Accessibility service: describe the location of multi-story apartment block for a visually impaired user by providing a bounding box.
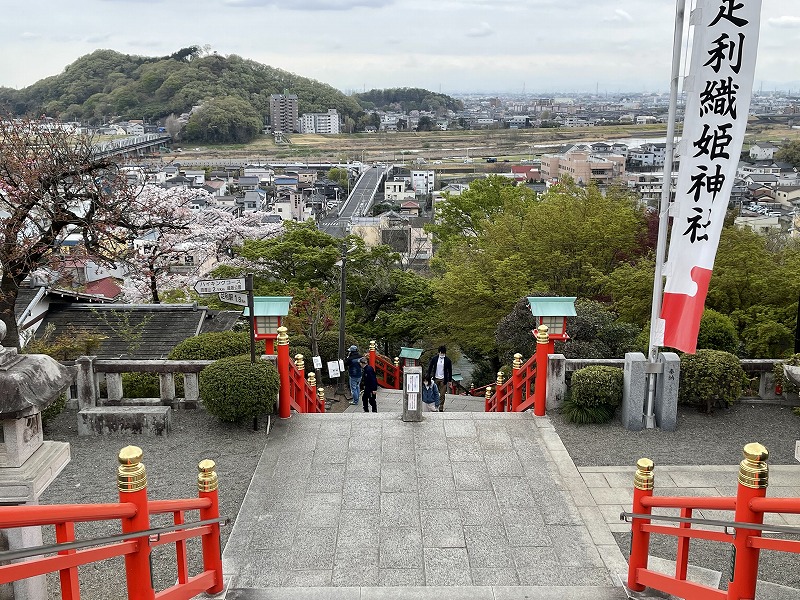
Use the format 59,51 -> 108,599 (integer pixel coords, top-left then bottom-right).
269,93 -> 299,134
299,109 -> 341,134
540,144 -> 626,185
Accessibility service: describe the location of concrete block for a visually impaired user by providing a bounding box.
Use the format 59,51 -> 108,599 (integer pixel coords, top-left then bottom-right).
159,372 -> 175,404
77,406 -> 171,436
655,352 -> 680,431
106,372 -> 123,402
402,366 -> 422,422
75,355 -> 97,410
0,414 -> 43,468
621,352 -> 646,431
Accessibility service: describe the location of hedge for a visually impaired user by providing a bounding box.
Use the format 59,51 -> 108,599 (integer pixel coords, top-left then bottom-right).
199,354 -> 280,424
562,365 -> 623,424
679,349 -> 744,414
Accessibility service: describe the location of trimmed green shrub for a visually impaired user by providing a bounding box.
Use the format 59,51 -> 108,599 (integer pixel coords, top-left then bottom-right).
200,354 -> 280,424
168,331 -> 265,361
122,372 -> 160,398
563,366 -> 623,424
289,346 -> 313,363
679,350 -> 744,414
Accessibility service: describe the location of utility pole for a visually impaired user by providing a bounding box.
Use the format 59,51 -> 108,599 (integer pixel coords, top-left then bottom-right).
337,242 -> 347,398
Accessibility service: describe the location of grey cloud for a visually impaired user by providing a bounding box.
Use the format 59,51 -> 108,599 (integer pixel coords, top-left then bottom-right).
603,9 -> 634,23
466,22 -> 494,38
224,0 -> 393,9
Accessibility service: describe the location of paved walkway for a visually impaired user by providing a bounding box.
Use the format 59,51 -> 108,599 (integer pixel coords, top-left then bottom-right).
221,410 -> 628,597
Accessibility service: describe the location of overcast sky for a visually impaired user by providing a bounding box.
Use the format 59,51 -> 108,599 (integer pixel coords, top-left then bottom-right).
1,0 -> 797,95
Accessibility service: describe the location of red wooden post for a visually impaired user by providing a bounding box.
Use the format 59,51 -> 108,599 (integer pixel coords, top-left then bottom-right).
198,459 -> 224,594
308,372 -> 317,413
369,340 -> 377,368
728,443 -> 769,600
627,457 -> 654,592
295,354 -> 306,413
55,521 -> 80,600
394,357 -> 401,390
117,446 -> 155,600
276,326 -> 291,419
533,326 -> 553,416
484,386 -> 493,412
173,511 -> 189,584
511,353 -> 523,411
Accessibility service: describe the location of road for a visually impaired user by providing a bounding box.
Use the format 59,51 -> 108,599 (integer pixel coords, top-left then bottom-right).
319,164 -> 387,236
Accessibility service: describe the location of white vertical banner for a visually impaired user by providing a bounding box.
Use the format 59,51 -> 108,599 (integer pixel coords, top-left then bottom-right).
658,0 -> 761,353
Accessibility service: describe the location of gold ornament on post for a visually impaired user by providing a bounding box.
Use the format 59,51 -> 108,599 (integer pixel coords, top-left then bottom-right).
118,446 -> 147,493
369,340 -> 376,352
308,372 -> 316,387
738,443 -> 769,489
295,354 -> 305,370
276,326 -> 289,346
496,371 -> 504,387
633,458 -> 655,491
513,353 -> 523,370
536,325 -> 550,345
198,459 -> 218,493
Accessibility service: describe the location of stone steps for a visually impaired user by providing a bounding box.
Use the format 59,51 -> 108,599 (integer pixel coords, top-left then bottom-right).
223,585 -> 630,599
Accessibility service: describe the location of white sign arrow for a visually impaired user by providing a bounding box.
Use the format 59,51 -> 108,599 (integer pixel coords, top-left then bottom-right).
194,278 -> 246,294
218,291 -> 248,307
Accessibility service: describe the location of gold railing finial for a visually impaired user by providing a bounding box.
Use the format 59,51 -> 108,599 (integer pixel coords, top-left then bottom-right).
276,326 -> 289,345
739,442 -> 769,489
633,458 -> 654,491
118,446 -> 147,493
198,459 -> 218,493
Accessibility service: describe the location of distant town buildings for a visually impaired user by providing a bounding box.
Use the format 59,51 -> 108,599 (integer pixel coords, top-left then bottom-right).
300,109 -> 341,134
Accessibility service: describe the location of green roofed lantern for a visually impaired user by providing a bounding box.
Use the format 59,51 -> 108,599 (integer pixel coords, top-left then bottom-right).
398,347 -> 423,367
243,296 -> 292,354
527,297 -> 576,341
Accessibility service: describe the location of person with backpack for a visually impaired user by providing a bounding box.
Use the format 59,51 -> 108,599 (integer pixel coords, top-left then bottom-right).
344,345 -> 362,405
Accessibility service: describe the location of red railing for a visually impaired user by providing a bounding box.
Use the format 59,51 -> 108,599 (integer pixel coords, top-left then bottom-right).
0,447 -> 223,600
287,355 -> 325,413
485,353 -> 538,412
625,443 -> 800,600
370,348 -> 400,390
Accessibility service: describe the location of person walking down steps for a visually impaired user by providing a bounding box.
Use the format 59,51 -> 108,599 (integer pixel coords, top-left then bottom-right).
360,357 -> 378,413
421,376 -> 440,412
427,345 -> 452,412
345,345 -> 362,405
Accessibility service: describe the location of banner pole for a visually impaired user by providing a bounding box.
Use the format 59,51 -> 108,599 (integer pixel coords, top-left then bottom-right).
645,0 -> 687,429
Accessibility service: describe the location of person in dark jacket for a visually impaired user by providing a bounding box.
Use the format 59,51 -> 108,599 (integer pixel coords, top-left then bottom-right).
426,345 -> 453,412
344,345 -> 362,404
360,357 -> 378,412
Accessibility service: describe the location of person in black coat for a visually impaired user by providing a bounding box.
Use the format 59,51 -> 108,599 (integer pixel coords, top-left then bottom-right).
426,345 -> 452,412
360,357 -> 378,412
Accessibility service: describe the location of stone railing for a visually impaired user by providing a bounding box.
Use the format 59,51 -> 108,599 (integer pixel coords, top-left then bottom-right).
546,355 -> 795,410
74,356 -> 216,410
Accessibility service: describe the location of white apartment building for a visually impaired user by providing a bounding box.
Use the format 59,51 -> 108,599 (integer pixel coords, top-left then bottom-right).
299,109 -> 341,134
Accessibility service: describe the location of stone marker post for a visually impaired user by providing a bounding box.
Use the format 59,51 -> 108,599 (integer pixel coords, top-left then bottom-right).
402,366 -> 422,422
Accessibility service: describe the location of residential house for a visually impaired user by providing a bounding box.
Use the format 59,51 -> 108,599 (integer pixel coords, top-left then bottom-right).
299,109 -> 341,134
399,201 -> 420,217
163,175 -> 192,190
202,179 -> 228,197
272,191 -> 307,221
749,142 -> 779,161
274,176 -> 299,192
385,180 -> 415,203
349,211 -> 433,266
411,170 -> 435,195
241,190 -> 266,212
236,176 -> 260,191
776,185 -> 800,205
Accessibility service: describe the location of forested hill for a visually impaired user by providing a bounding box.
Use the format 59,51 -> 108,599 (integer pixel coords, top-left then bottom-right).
354,87 -> 463,113
0,47 -> 362,124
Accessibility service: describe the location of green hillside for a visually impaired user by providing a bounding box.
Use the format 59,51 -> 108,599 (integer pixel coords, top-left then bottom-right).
0,47 -> 362,126
354,87 -> 463,113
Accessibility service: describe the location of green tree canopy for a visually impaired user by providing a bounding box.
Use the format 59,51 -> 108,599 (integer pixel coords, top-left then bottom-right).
184,95 -> 262,143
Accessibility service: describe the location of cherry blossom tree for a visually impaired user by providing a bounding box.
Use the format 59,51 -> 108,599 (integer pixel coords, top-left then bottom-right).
0,118 -> 188,348
119,191 -> 282,303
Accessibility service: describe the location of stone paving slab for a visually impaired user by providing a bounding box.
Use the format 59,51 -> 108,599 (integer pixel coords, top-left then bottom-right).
225,585 -> 627,599
222,412 -> 626,594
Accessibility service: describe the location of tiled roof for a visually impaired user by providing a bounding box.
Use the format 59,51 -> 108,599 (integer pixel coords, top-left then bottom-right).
36,304 -> 211,359
83,277 -> 122,300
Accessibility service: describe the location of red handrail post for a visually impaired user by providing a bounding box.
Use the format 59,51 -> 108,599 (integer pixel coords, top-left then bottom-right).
484,386 -> 492,412
627,458 -> 654,592
533,326 -> 553,416
728,443 -> 769,600
369,340 -> 377,368
198,459 -> 224,594
394,357 -> 401,390
511,353 -> 523,411
295,354 -> 306,413
318,384 -> 326,413
117,446 -> 155,600
276,326 -> 291,419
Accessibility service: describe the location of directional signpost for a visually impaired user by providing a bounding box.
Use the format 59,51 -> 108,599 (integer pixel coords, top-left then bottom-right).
194,275 -> 256,363
217,291 -> 248,307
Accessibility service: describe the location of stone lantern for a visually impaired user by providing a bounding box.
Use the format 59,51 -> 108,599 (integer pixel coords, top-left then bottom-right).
0,322 -> 75,599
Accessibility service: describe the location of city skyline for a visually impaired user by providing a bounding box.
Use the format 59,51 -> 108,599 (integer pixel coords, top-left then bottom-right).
0,0 -> 797,96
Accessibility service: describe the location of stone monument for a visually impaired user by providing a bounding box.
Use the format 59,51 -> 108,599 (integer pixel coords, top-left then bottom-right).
780,366 -> 800,463
0,322 -> 75,600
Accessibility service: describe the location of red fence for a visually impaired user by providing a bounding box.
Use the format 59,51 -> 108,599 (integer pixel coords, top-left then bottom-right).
485,353 -> 538,412
0,446 -> 224,600
369,345 -> 400,390
276,328 -> 325,417
625,443 -> 800,600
